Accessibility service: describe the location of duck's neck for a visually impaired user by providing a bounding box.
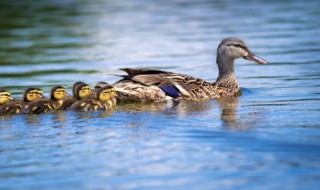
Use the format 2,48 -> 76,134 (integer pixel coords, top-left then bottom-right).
215,56 -> 239,91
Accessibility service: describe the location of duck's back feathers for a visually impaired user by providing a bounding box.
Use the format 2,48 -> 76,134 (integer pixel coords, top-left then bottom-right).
114,68 -> 220,101
114,79 -> 167,102
120,68 -> 169,75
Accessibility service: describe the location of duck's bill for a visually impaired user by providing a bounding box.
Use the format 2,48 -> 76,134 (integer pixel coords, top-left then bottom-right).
244,52 -> 269,64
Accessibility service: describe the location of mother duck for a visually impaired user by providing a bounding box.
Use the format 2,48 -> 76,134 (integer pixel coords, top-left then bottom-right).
114,37 -> 268,102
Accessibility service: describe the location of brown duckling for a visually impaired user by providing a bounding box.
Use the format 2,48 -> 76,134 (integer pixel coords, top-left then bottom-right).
59,82 -> 94,110
70,85 -> 117,112
0,88 -> 22,116
20,87 -> 44,109
94,81 -> 112,92
25,86 -> 70,114
4,87 -> 44,114
72,81 -> 86,97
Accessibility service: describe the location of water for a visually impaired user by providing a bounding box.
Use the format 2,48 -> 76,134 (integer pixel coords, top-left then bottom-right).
1,0 -> 320,189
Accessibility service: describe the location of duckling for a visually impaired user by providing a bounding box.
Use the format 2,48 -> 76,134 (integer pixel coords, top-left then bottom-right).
94,81 -> 112,92
0,88 -> 22,116
20,87 -> 44,108
96,85 -> 117,109
59,82 -> 93,110
73,81 -> 86,97
95,82 -> 118,105
60,83 -> 94,110
3,87 -> 44,114
25,86 -> 69,114
70,86 -> 117,111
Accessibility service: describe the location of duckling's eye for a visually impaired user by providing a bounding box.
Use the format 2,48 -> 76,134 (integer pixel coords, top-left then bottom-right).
31,90 -> 43,95
82,87 -> 91,91
1,93 -> 11,97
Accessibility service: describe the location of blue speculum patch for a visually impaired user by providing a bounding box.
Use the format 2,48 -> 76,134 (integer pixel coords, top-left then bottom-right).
159,85 -> 180,98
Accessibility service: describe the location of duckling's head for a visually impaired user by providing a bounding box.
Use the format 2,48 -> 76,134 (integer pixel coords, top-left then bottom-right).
96,86 -> 118,102
94,82 -> 113,92
72,81 -> 86,98
0,88 -> 13,104
217,37 -> 268,65
51,86 -> 69,100
75,83 -> 93,100
24,88 -> 44,102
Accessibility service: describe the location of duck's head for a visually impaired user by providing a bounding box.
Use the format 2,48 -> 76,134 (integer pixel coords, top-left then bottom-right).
96,86 -> 118,102
51,86 -> 69,100
75,83 -> 93,100
24,88 -> 44,102
0,88 -> 13,104
72,81 -> 86,98
217,37 -> 268,65
94,82 -> 113,92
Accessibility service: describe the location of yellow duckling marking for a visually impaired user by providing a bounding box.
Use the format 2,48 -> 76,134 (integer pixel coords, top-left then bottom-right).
0,92 -> 12,104
99,88 -> 117,102
78,86 -> 93,99
54,88 -> 67,100
26,90 -> 44,102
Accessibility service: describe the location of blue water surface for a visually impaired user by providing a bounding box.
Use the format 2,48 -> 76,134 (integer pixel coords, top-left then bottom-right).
1,0 -> 320,189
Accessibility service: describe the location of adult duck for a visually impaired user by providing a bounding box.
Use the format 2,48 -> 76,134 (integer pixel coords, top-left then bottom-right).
114,37 -> 268,102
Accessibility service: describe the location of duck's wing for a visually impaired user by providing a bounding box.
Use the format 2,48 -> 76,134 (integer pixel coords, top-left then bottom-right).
119,68 -> 169,75
115,68 -> 219,101
160,74 -> 219,100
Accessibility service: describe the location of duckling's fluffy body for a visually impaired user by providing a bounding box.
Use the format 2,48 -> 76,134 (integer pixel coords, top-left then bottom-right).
0,88 -> 22,116
71,86 -> 117,112
25,86 -> 69,114
0,87 -> 44,116
59,82 -> 93,110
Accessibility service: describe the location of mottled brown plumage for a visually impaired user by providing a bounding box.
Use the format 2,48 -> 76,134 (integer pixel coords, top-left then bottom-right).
70,86 -> 117,112
59,82 -> 93,110
114,38 -> 268,102
25,86 -> 69,114
0,88 -> 22,116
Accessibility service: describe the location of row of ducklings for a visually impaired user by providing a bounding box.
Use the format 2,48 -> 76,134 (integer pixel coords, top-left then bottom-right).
0,82 -> 117,116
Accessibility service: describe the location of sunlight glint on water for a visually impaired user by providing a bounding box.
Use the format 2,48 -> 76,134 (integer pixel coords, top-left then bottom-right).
1,0 -> 320,189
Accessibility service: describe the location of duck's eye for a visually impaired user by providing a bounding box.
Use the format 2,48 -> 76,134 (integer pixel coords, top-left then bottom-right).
227,43 -> 245,49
